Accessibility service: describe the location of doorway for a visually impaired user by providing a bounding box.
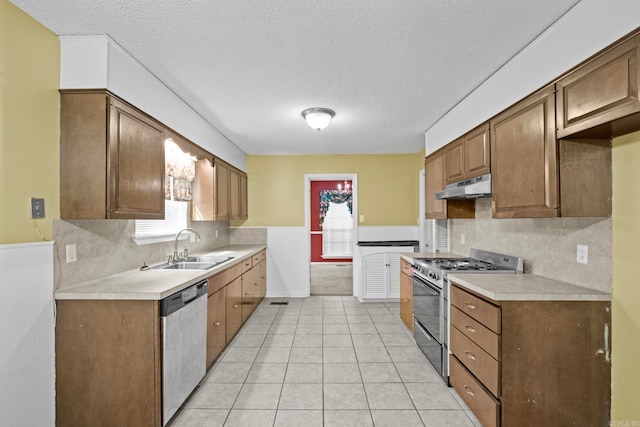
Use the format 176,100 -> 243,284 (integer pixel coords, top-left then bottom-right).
305,174 -> 357,296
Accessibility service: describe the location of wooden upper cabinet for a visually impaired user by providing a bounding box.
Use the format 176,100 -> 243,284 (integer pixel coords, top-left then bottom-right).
213,160 -> 230,220
108,98 -> 165,219
425,152 -> 474,219
192,157 -> 214,221
491,85 -> 558,218
239,173 -> 248,219
229,168 -> 241,219
444,139 -> 465,183
60,91 -> 165,219
464,123 -> 491,178
425,153 -> 447,219
445,123 -> 490,184
557,32 -> 640,139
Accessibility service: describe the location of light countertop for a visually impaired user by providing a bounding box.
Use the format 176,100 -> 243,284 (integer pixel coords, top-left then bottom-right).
55,245 -> 266,301
448,273 -> 611,302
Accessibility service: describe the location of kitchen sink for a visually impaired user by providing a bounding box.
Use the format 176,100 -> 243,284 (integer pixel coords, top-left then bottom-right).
153,256 -> 234,270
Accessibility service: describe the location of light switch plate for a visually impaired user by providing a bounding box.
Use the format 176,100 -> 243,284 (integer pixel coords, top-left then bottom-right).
359,215 -> 365,223
66,244 -> 77,263
577,244 -> 588,264
30,197 -> 45,219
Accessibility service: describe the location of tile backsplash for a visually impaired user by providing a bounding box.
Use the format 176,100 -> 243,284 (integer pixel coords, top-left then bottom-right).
449,198 -> 612,293
53,219 -> 230,291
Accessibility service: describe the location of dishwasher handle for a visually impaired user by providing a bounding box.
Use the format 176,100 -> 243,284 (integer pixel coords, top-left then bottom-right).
161,279 -> 208,317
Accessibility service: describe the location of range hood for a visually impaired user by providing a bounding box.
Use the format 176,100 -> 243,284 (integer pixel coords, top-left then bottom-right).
434,173 -> 491,200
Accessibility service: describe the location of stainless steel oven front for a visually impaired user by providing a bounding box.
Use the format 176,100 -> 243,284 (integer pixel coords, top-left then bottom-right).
412,272 -> 448,382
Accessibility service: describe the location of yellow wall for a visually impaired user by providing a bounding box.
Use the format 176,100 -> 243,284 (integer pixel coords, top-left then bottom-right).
234,152 -> 424,227
0,0 -> 60,244
611,131 -> 640,421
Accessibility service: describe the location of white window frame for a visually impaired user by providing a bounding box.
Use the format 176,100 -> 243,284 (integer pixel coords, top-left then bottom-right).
132,199 -> 189,245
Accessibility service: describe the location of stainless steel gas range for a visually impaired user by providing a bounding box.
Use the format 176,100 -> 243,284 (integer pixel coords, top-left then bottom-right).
411,248 -> 523,384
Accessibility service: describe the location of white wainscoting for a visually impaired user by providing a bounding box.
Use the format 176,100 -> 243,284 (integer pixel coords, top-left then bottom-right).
266,227 -> 310,298
0,241 -> 55,427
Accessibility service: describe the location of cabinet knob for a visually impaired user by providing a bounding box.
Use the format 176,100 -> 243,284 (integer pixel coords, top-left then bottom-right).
464,302 -> 476,310
464,351 -> 476,361
465,325 -> 476,333
403,299 -> 409,303
245,292 -> 250,296
233,304 -> 239,308
213,321 -> 220,326
464,386 -> 475,397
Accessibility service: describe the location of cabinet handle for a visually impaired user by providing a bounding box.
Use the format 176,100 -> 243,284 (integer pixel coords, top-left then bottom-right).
213,322 -> 220,326
464,386 -> 475,397
465,351 -> 476,361
233,304 -> 239,308
465,325 -> 476,333
403,299 -> 409,302
464,302 -> 476,310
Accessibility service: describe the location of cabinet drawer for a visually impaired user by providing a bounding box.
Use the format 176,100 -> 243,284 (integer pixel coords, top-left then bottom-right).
241,258 -> 253,273
451,285 -> 501,333
253,249 -> 267,264
450,356 -> 500,427
208,263 -> 242,295
451,326 -> 500,397
401,259 -> 412,276
451,305 -> 500,360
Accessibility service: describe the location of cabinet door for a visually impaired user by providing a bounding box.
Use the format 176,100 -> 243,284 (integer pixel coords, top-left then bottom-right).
445,138 -> 465,184
425,154 -> 447,219
491,85 -> 558,218
363,253 -> 388,299
225,277 -> 243,343
229,168 -> 241,219
386,253 -> 401,299
239,173 -> 248,219
557,33 -> 640,138
241,266 -> 259,322
206,288 -> 226,368
108,98 -> 165,219
192,158 -> 214,221
214,160 -> 230,220
259,259 -> 267,299
464,123 -> 491,178
400,270 -> 413,332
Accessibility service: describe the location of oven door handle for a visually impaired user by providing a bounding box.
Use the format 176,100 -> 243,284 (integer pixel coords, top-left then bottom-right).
413,276 -> 440,296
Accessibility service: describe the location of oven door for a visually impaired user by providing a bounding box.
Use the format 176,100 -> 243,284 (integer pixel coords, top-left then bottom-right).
414,316 -> 445,379
412,274 -> 442,344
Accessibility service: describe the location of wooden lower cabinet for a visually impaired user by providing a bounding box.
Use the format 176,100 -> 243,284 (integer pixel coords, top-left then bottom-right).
226,277 -> 243,343
399,259 -> 413,331
206,287 -> 226,368
449,282 -> 611,427
241,264 -> 261,322
55,300 -> 161,427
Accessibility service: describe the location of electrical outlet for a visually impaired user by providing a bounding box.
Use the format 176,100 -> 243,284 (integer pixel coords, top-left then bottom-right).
30,197 -> 45,219
461,234 -> 466,244
577,244 -> 588,264
66,244 -> 77,263
359,215 -> 365,223
215,230 -> 219,238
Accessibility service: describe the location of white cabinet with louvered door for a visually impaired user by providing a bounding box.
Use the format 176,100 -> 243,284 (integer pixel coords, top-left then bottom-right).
361,247 -> 406,300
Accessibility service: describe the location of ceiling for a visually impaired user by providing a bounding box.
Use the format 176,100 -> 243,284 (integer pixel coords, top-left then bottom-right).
12,0 -> 581,155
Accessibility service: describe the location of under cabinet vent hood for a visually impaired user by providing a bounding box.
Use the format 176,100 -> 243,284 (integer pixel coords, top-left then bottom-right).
435,173 -> 492,199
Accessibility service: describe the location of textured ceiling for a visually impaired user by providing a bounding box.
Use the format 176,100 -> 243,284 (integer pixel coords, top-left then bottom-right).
12,0 -> 581,155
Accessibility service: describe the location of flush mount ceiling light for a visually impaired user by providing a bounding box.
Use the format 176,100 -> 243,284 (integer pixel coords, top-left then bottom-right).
301,107 -> 335,130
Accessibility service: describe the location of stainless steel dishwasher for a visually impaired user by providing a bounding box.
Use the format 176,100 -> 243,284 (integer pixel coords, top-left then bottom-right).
161,279 -> 208,425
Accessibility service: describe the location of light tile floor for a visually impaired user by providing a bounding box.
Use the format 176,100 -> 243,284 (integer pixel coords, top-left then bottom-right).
170,296 -> 482,427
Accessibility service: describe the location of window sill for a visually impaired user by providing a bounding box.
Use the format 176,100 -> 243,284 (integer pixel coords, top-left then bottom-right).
132,234 -> 188,246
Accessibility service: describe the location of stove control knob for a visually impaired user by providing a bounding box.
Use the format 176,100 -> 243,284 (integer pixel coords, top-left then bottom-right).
435,274 -> 440,281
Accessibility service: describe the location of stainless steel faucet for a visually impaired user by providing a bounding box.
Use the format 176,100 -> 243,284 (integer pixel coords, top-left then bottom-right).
173,228 -> 201,261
